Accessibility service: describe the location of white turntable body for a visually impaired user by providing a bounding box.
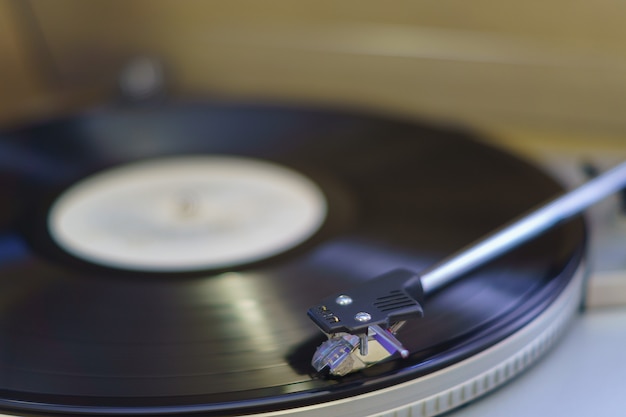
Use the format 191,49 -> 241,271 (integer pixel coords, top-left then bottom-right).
455,309 -> 626,416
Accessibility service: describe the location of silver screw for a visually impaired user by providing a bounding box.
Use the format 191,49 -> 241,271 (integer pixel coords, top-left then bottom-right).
335,295 -> 353,306
354,312 -> 372,322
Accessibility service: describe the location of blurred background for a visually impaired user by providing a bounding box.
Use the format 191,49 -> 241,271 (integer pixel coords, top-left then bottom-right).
2,0 -> 626,161
3,0 -> 626,294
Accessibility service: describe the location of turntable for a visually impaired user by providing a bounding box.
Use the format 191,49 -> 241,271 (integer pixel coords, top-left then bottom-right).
0,99 -> 625,417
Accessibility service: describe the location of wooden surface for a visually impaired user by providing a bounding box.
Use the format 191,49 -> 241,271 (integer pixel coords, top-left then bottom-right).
1,0 -> 626,152
0,0 -> 45,123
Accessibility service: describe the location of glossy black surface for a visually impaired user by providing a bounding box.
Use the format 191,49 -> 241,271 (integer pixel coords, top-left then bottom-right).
0,101 -> 585,415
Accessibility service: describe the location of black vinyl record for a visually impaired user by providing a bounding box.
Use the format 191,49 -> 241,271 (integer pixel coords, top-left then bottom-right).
0,101 -> 585,415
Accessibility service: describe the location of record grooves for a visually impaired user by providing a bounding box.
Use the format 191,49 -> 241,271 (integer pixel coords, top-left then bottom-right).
0,101 -> 585,416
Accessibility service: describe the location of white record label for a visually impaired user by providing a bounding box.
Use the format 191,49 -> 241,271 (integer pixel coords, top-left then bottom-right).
48,156 -> 327,271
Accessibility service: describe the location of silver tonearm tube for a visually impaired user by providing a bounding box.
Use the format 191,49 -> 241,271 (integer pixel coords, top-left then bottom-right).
420,161 -> 626,293
308,161 -> 626,376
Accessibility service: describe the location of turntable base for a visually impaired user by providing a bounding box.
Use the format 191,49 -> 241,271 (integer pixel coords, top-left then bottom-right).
454,307 -> 626,417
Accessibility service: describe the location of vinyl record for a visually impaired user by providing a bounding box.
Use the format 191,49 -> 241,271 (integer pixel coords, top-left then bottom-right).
0,101 -> 585,416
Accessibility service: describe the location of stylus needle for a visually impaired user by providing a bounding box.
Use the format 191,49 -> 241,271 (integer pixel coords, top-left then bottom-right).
308,161 -> 626,376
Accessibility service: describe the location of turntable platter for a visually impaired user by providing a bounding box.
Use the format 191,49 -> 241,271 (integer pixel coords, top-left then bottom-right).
0,101 -> 585,415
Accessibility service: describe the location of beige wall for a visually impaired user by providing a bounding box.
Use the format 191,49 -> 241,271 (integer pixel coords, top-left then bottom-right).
0,0 -> 44,124
0,0 -> 108,127
3,0 -> 626,151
